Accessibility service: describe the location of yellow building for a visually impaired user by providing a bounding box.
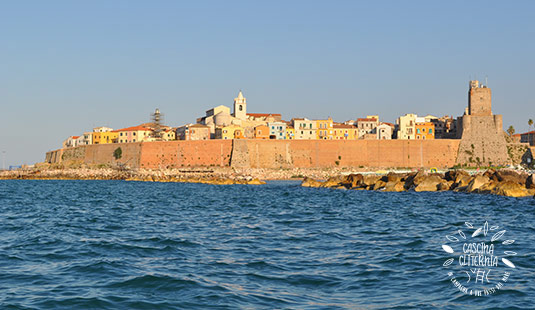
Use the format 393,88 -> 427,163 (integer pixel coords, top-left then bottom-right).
92,131 -> 119,144
215,125 -> 245,140
333,123 -> 358,140
316,118 -> 334,139
286,126 -> 295,140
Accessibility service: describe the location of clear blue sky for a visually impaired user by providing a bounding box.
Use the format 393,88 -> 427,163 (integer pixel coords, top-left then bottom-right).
1,1 -> 534,166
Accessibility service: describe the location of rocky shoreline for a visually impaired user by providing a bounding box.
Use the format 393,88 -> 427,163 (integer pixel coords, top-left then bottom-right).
0,167 -> 266,185
2,164 -> 535,198
302,169 -> 535,198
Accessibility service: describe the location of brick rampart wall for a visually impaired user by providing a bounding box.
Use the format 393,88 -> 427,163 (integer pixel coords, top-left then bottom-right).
45,139 -> 461,169
234,139 -> 460,169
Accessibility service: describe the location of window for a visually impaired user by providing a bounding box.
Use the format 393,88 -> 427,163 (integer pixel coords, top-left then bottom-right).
133,132 -> 136,136
120,133 -> 123,136
239,105 -> 242,111
133,139 -> 136,142
429,129 -> 433,134
417,129 -> 421,134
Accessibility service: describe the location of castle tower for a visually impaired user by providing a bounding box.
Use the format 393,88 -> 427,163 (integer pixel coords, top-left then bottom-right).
233,90 -> 247,120
468,80 -> 492,116
456,80 -> 510,166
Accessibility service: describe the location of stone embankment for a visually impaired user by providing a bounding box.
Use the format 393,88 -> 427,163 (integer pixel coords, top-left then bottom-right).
0,168 -> 265,185
302,169 -> 535,198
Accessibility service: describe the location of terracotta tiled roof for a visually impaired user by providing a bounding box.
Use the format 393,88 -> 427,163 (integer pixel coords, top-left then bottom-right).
72,136 -> 79,139
333,124 -> 355,129
187,123 -> 210,128
115,126 -> 152,132
247,113 -> 281,117
520,131 -> 535,135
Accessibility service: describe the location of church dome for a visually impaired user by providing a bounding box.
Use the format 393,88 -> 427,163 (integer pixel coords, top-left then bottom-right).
214,110 -> 231,126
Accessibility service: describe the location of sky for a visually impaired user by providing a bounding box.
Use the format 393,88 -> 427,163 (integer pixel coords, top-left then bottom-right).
1,1 -> 534,166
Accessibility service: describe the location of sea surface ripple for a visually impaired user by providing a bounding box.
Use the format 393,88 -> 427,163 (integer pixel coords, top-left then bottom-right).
0,180 -> 534,309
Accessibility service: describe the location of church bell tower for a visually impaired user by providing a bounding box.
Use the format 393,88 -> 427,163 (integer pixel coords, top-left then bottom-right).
233,90 -> 246,120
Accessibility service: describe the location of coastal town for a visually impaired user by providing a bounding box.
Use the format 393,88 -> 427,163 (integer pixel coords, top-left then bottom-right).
3,79 -> 533,199
60,82 -> 535,149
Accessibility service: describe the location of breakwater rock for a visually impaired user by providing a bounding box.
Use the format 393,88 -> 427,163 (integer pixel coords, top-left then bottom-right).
301,169 -> 535,198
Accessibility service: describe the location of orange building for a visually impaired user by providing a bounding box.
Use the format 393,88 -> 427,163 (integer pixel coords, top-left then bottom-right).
254,125 -> 270,139
415,122 -> 435,140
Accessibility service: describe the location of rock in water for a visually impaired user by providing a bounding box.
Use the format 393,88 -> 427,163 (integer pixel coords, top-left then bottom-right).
320,176 -> 343,188
467,175 -> 490,192
437,180 -> 453,191
340,174 -> 364,188
526,174 -> 535,189
492,181 -> 533,198
495,169 -> 529,185
247,178 -> 266,185
384,181 -> 405,192
414,175 -> 444,192
301,177 -> 323,188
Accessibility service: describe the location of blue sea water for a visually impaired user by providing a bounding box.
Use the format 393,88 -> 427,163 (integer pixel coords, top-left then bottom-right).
0,180 -> 534,310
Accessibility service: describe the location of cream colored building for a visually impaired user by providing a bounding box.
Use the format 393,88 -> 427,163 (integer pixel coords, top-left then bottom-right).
196,91 -> 281,138
357,117 -> 379,138
292,118 -> 316,140
376,123 -> 393,140
176,124 -> 210,140
396,113 -> 418,139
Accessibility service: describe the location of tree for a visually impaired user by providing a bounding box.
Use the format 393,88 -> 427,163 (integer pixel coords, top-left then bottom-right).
113,147 -> 122,160
529,119 -> 534,145
507,125 -> 515,136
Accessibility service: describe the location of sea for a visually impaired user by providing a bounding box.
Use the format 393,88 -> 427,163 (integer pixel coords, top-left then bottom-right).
0,180 -> 534,309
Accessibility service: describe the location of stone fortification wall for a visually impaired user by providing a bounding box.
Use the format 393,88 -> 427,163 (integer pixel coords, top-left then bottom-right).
456,115 -> 510,166
84,143 -> 143,167
140,140 -> 233,169
232,139 -> 461,169
45,149 -> 63,164
46,139 -> 461,169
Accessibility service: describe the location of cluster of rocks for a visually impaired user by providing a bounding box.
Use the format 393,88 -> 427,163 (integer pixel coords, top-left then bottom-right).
302,169 -> 535,198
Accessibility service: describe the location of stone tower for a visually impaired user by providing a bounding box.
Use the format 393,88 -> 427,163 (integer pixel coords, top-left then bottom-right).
233,91 -> 247,120
468,80 -> 492,116
456,80 -> 510,166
